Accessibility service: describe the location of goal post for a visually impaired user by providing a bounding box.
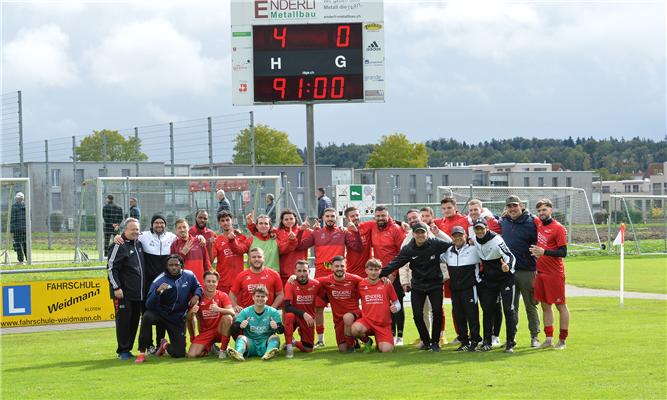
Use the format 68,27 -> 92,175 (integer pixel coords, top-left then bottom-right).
0,178 -> 32,265
437,185 -> 602,252
609,194 -> 667,255
83,176 -> 280,261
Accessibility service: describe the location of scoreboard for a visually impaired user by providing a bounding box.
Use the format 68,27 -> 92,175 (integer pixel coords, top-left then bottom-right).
231,0 -> 385,105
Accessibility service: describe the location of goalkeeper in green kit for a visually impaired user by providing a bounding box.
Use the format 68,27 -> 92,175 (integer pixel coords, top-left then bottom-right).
227,285 -> 284,361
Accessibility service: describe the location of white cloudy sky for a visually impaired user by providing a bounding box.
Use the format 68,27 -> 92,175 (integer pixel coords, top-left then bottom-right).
1,0 -> 665,163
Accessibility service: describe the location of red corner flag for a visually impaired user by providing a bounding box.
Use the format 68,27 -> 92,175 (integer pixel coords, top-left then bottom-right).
613,223 -> 625,246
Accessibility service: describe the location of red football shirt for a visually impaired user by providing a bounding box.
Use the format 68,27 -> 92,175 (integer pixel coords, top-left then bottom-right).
345,221 -> 375,277
536,218 -> 567,275
230,268 -> 283,308
197,290 -> 232,332
212,234 -> 246,290
357,279 -> 398,326
284,278 -> 320,317
317,273 -> 363,320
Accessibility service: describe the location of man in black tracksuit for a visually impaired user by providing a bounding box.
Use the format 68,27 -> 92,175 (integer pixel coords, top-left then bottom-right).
471,218 -> 517,353
107,218 -> 145,359
381,222 -> 455,352
442,226 -> 483,351
103,194 -> 123,250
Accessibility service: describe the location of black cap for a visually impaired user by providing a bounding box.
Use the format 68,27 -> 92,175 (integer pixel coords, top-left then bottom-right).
472,218 -> 487,228
151,212 -> 166,225
411,222 -> 428,233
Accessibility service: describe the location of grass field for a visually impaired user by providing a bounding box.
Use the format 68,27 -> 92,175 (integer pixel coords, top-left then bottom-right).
566,255 -> 667,294
1,297 -> 665,399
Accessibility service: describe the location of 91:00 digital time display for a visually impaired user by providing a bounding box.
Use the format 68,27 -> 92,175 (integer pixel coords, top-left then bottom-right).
253,23 -> 363,102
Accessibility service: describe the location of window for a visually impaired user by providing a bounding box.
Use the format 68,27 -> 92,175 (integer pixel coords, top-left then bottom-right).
566,177 -> 572,187
122,169 -> 131,177
409,175 -> 416,189
393,193 -> 400,204
496,169 -> 503,172
522,168 -> 530,172
75,169 -> 84,187
535,168 -> 547,172
52,192 -> 62,211
655,200 -> 662,208
51,169 -> 61,187
98,169 -> 106,178
538,177 -> 544,187
653,183 -> 662,196
632,185 -> 639,193
552,177 -> 558,187
297,193 -> 305,210
427,194 -> 432,203
393,175 -> 400,188
625,185 -> 631,193
602,186 -> 610,193
505,168 -> 511,172
426,175 -> 432,190
442,175 -> 449,186
237,172 -> 245,176
410,194 -> 417,203
524,177 -> 530,187
297,172 -> 304,188
602,200 -> 608,210
359,172 -> 375,184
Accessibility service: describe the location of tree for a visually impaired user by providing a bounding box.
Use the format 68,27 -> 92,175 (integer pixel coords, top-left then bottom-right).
232,124 -> 302,165
76,129 -> 148,161
366,133 -> 428,168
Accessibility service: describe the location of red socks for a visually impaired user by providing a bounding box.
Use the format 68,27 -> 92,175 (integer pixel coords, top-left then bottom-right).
345,335 -> 355,347
316,325 -> 325,335
559,329 -> 569,340
220,335 -> 230,350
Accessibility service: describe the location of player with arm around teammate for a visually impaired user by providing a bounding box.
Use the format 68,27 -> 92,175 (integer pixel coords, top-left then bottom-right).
530,199 -> 570,350
283,260 -> 320,358
227,285 -> 285,361
186,271 -> 235,359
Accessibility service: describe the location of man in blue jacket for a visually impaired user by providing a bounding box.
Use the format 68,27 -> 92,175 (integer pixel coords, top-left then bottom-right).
498,195 -> 541,348
135,254 -> 203,362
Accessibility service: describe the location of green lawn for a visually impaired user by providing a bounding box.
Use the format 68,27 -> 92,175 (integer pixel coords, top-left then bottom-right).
566,255 -> 667,294
1,297 -> 665,399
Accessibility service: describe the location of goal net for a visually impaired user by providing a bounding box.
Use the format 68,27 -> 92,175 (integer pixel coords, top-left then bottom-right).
437,186 -> 603,252
78,176 -> 280,261
609,195 -> 667,255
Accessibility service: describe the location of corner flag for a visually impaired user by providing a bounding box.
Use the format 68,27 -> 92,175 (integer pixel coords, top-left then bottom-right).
613,223 -> 625,246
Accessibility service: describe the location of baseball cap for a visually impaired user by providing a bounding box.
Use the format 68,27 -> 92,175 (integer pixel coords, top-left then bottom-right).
506,195 -> 521,205
15,192 -> 24,199
411,222 -> 428,233
472,218 -> 487,228
451,226 -> 466,235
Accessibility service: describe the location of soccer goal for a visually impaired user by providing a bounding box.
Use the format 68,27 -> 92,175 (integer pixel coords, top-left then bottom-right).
437,185 -> 603,252
609,195 -> 667,255
76,175 -> 281,261
0,178 -> 31,265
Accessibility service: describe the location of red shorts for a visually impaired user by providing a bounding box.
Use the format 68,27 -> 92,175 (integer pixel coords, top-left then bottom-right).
334,309 -> 362,345
192,328 -> 222,353
315,269 -> 332,307
290,314 -> 315,346
356,317 -> 393,345
534,273 -> 566,304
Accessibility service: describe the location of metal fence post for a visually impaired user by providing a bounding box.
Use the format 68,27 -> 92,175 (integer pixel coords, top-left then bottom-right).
103,130 -> 107,177
250,111 -> 256,176
18,91 -> 24,177
134,127 -> 139,177
208,117 -> 216,211
45,140 -> 52,250
72,136 -> 78,238
170,122 -> 176,219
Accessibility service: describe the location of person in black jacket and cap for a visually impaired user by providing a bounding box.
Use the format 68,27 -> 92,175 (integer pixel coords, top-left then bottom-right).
380,222 -> 455,352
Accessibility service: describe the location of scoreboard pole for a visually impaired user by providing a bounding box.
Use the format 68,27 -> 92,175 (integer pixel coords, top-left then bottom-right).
306,103 -> 317,219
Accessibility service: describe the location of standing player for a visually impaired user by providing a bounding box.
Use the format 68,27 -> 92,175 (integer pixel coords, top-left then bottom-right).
227,285 -> 284,361
274,209 -> 312,288
171,218 -> 211,288
352,259 -> 401,354
229,247 -> 284,311
212,210 -> 246,295
343,207 -> 375,278
295,207 -> 362,347
190,210 -> 217,264
187,271 -> 235,358
530,199 -> 570,350
283,260 -> 320,358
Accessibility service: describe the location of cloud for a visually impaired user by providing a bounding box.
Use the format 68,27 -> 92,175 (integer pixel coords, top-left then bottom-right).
85,17 -> 229,98
146,101 -> 184,123
2,24 -> 80,90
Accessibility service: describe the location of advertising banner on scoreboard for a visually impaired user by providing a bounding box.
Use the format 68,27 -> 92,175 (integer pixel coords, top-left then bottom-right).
231,0 -> 385,106
0,279 -> 115,328
335,184 -> 376,219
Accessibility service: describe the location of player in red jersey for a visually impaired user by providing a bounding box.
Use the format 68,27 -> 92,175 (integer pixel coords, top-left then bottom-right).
352,258 -> 400,354
530,199 -> 569,350
343,207 -> 375,278
189,210 -> 217,264
171,218 -> 211,288
295,207 -> 362,347
212,210 -> 246,294
229,247 -> 284,311
283,260 -> 320,358
187,271 -> 235,358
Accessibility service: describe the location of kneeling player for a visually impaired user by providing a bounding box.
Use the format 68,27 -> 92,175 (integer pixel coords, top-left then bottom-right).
187,271 -> 235,359
351,259 -> 400,354
283,260 -> 320,358
227,285 -> 284,361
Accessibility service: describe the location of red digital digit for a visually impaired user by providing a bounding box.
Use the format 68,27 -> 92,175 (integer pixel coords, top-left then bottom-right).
331,77 -> 345,98
274,27 -> 286,48
313,77 -> 327,99
298,78 -> 304,99
273,78 -> 286,99
336,25 -> 350,47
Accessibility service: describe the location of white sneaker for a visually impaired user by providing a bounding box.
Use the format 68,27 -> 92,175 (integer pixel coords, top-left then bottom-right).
537,340 -> 554,349
451,337 -> 461,345
314,341 -> 325,348
530,337 -> 540,348
554,340 -> 566,350
394,337 -> 404,346
218,350 -> 227,359
210,343 -> 220,355
492,336 -> 501,346
285,349 -> 294,358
